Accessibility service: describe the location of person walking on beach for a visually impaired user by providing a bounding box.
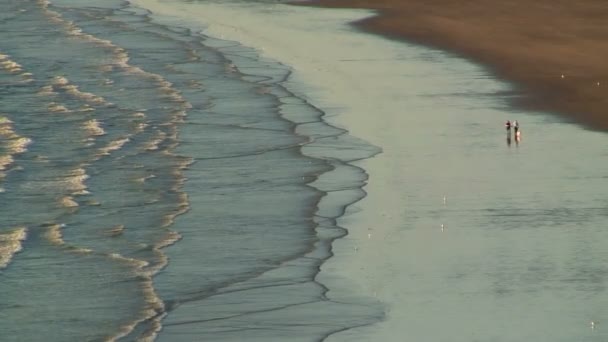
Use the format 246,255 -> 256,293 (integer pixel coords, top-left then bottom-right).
505,120 -> 511,133
513,120 -> 519,134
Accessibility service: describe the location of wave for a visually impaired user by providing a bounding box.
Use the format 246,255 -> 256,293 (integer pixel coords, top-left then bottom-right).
37,85 -> 57,97
58,195 -> 79,209
142,131 -> 165,151
97,136 -> 131,157
64,167 -> 90,195
47,102 -> 71,113
44,223 -> 66,246
0,227 -> 27,269
63,84 -> 108,105
0,115 -> 32,174
105,252 -> 165,342
35,2 -> 193,339
0,53 -> 23,74
20,167 -> 90,196
49,76 -> 110,106
82,119 -> 106,137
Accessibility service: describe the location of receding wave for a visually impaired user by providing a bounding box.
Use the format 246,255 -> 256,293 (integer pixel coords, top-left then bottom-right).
0,115 -> 32,173
142,131 -> 166,151
82,119 -> 106,137
47,102 -> 71,113
0,53 -> 23,74
49,76 -> 109,106
32,2 -> 200,340
37,85 -> 56,97
58,195 -> 79,208
106,252 -> 165,342
43,223 -> 93,254
0,227 -> 27,269
44,223 -> 66,246
63,84 -> 108,105
22,167 -> 89,194
64,167 -> 90,195
97,137 -> 130,157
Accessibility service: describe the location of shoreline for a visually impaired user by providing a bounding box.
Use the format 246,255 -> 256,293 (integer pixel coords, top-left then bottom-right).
302,0 -> 608,131
127,1 -> 385,339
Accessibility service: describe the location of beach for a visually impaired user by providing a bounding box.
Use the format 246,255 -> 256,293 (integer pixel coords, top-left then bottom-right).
130,1 -> 608,340
306,0 -> 608,131
2,1 -> 608,340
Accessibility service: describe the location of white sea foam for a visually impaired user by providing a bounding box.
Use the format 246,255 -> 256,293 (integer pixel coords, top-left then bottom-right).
0,116 -> 12,125
0,59 -> 22,74
0,227 -> 27,269
133,122 -> 148,134
58,195 -> 79,208
134,174 -> 155,184
63,84 -> 107,105
82,119 -> 106,137
47,102 -> 71,113
44,223 -> 65,246
63,167 -> 89,195
44,223 -> 92,253
142,131 -> 166,151
19,72 -> 34,83
97,137 -> 130,156
37,85 -> 56,97
0,116 -> 31,171
34,4 -> 190,340
105,251 -> 165,342
0,155 -> 14,171
77,104 -> 95,112
51,76 -> 69,87
6,137 -> 31,154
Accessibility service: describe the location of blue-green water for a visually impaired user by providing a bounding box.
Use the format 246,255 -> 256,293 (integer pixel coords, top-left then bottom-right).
0,0 -> 380,340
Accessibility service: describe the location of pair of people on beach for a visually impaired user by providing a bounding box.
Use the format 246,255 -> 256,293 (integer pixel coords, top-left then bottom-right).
505,120 -> 519,134
505,120 -> 521,146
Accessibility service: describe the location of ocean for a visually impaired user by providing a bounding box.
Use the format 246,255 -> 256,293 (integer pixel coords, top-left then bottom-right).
0,0 -> 380,340
2,0 -> 608,341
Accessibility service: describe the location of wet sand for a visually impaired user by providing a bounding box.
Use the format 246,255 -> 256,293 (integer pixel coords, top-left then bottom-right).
304,0 -> 608,131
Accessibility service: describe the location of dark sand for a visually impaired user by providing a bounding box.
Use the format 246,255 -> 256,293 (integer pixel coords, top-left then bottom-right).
303,0 -> 608,131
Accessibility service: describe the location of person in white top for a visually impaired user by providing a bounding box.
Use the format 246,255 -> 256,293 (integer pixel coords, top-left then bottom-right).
513,120 -> 521,141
